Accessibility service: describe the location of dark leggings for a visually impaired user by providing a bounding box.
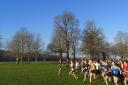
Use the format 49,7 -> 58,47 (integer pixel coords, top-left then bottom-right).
119,74 -> 124,85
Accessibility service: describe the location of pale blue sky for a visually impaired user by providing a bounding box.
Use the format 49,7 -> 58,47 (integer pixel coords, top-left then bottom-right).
0,0 -> 128,47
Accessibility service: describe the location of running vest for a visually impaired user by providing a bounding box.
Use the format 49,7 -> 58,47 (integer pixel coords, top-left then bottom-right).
83,64 -> 89,70
95,63 -> 100,70
71,63 -> 74,68
123,65 -> 128,71
76,63 -> 80,69
103,64 -> 109,72
112,66 -> 120,74
123,65 -> 128,77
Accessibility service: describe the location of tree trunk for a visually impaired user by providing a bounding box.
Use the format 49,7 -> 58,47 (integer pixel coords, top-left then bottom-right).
60,52 -> 63,61
73,49 -> 76,61
20,56 -> 23,64
88,53 -> 91,59
28,56 -> 30,64
16,57 -> 19,64
66,52 -> 70,60
122,56 -> 124,60
114,54 -> 116,60
73,44 -> 76,61
73,53 -> 76,61
35,57 -> 37,64
88,49 -> 92,59
88,44 -> 92,59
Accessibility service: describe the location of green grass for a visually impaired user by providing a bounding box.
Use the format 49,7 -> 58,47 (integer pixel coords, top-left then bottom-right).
0,63 -> 114,85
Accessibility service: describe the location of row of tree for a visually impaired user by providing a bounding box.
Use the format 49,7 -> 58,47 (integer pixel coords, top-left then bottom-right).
47,12 -> 128,61
47,12 -> 107,61
7,28 -> 43,64
0,11 -> 128,64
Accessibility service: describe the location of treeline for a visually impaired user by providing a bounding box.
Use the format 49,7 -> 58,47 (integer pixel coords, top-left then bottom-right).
47,11 -> 128,61
0,11 -> 128,64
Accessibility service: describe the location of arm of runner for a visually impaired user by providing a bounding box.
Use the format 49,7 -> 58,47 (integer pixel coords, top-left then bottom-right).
118,67 -> 122,74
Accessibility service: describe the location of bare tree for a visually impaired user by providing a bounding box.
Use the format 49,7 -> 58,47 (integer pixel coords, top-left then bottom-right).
7,28 -> 44,64
114,31 -> 128,60
7,31 -> 22,64
47,28 -> 65,61
32,34 -> 43,63
18,28 -> 30,64
100,42 -> 111,60
25,32 -> 34,63
110,44 -> 118,60
82,20 -> 105,59
54,11 -> 79,60
70,27 -> 81,61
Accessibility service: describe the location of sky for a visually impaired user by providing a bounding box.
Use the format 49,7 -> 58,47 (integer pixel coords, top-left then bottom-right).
0,0 -> 128,48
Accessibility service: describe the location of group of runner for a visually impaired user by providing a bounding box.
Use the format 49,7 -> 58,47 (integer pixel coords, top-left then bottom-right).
58,59 -> 128,85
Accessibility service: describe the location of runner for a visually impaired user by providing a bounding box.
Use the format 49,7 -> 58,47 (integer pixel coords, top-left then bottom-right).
75,60 -> 81,73
111,61 -> 122,85
123,60 -> 128,85
69,60 -> 78,80
81,59 -> 85,73
82,59 -> 90,82
118,60 -> 125,85
89,59 -> 96,85
69,60 -> 74,75
94,61 -> 101,76
58,59 -> 63,76
102,61 -> 112,85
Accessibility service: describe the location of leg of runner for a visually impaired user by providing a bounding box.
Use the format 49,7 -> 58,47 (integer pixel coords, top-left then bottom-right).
113,76 -> 118,85
58,68 -> 61,76
105,76 -> 109,85
69,70 -> 72,75
119,74 -> 124,85
124,77 -> 128,85
108,77 -> 112,85
102,72 -> 106,81
89,72 -> 92,84
83,72 -> 87,82
72,72 -> 78,80
93,73 -> 96,80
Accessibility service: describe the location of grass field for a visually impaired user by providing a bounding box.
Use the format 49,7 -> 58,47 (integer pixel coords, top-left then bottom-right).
0,63 -> 118,85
